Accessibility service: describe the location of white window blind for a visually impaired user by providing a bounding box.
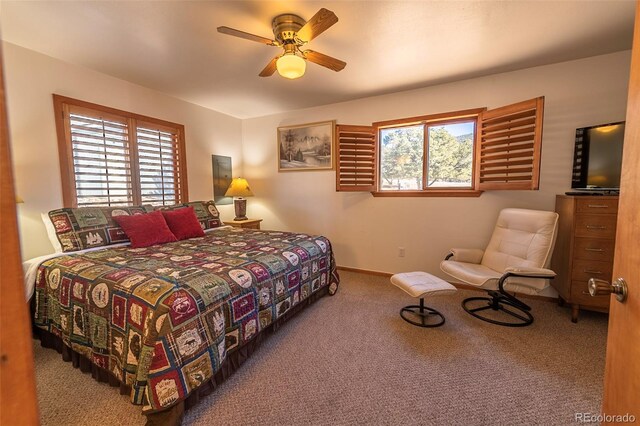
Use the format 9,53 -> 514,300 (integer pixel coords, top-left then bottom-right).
136,125 -> 184,206
69,111 -> 134,207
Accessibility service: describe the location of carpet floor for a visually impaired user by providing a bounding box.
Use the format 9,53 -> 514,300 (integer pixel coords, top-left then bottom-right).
33,271 -> 609,425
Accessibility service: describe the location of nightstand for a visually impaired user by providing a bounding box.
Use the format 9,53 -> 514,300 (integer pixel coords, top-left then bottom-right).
224,218 -> 262,230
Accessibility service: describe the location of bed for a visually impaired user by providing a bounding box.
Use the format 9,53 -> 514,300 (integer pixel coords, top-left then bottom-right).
26,201 -> 339,424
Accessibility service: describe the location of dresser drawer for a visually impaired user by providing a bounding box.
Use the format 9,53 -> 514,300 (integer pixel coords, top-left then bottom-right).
573,237 -> 615,262
571,259 -> 613,282
574,214 -> 617,239
576,198 -> 618,214
570,280 -> 611,309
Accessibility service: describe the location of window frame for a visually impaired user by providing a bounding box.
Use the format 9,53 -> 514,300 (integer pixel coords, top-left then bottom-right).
53,94 -> 188,208
372,107 -> 485,197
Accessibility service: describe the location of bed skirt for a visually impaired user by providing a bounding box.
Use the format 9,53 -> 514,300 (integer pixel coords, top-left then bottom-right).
34,285 -> 330,425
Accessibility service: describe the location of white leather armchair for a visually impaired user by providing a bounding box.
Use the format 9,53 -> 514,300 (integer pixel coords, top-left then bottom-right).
440,208 -> 559,327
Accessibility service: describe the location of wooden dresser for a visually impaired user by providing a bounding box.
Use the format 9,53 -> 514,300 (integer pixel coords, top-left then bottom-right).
551,194 -> 618,322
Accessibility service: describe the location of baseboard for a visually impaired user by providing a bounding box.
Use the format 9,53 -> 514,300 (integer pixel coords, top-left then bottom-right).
336,265 -> 393,277
336,265 -> 558,304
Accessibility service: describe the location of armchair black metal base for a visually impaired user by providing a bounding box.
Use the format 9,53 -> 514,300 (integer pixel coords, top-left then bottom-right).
462,291 -> 534,327
400,298 -> 446,328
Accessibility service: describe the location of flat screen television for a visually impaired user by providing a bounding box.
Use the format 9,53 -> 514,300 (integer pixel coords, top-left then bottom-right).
571,121 -> 625,192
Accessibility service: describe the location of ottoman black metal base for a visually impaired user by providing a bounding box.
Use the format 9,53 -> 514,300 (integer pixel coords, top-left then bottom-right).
400,297 -> 445,328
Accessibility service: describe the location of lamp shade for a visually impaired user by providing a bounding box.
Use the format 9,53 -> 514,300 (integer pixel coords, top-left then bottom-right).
224,178 -> 254,197
276,54 -> 306,79
15,195 -> 24,204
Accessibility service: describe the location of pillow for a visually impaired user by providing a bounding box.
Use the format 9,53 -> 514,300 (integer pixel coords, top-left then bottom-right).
113,211 -> 177,248
162,207 -> 205,240
154,200 -> 222,230
41,213 -> 63,253
47,205 -> 153,252
185,200 -> 222,229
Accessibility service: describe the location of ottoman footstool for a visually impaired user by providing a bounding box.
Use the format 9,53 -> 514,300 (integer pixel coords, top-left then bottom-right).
390,272 -> 457,327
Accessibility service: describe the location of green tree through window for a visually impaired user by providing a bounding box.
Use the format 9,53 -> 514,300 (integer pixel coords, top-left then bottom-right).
380,126 -> 424,190
427,123 -> 474,187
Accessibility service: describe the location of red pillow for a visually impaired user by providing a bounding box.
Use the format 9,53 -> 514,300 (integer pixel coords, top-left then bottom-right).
162,207 -> 205,240
113,211 -> 177,248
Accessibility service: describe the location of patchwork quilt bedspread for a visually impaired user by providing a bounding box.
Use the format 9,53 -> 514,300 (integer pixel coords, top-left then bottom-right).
33,227 -> 339,413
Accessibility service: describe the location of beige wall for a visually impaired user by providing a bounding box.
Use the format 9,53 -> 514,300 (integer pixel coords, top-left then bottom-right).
3,42 -> 243,259
4,41 -> 631,286
241,51 -> 631,287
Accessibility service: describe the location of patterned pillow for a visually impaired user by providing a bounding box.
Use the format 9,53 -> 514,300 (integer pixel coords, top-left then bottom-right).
47,206 -> 152,252
154,200 -> 222,230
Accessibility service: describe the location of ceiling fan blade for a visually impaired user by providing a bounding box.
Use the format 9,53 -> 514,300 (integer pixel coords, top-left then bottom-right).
217,26 -> 279,46
296,8 -> 338,43
303,50 -> 346,72
259,56 -> 279,77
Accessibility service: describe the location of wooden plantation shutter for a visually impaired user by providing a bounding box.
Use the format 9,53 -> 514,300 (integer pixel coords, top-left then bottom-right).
54,95 -> 188,207
64,106 -> 134,207
136,123 -> 186,206
336,124 -> 377,191
476,96 -> 544,190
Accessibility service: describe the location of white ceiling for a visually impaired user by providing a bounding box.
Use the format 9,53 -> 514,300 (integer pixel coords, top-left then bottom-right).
0,1 -> 635,119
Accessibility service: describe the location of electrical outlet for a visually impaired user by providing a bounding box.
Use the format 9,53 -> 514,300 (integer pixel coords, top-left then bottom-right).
398,247 -> 405,257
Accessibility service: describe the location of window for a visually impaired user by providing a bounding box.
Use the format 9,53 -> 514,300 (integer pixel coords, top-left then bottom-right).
427,121 -> 475,188
379,125 -> 424,190
135,123 -> 186,206
66,110 -> 133,206
53,95 -> 188,207
378,119 -> 476,191
336,97 -> 545,195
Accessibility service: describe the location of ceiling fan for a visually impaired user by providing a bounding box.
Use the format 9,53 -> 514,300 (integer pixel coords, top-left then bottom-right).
217,8 -> 346,79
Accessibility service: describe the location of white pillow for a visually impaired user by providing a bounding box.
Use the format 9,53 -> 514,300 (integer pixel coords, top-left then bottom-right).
41,212 -> 63,253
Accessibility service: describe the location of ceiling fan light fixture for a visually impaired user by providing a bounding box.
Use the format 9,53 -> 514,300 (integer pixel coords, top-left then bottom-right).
276,53 -> 306,79
218,8 -> 344,78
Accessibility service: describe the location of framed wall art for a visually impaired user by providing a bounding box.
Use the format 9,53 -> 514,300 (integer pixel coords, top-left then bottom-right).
277,120 -> 335,171
212,155 -> 233,205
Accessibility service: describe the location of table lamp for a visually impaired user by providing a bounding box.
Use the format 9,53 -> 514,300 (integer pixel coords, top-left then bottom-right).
224,177 -> 254,221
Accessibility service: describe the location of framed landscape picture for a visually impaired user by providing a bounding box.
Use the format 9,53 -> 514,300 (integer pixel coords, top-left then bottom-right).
277,120 -> 335,171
